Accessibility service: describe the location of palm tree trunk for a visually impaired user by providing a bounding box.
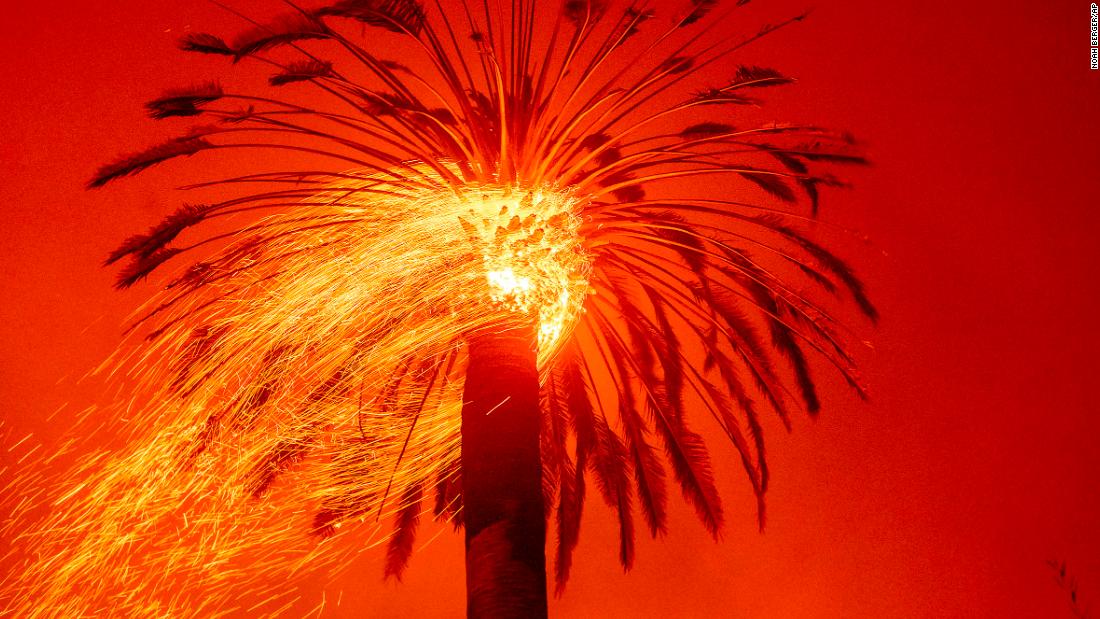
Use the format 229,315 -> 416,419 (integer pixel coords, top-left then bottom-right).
460,324 -> 548,619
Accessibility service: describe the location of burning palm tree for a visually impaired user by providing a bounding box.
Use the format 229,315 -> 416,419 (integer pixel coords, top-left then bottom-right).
5,0 -> 874,617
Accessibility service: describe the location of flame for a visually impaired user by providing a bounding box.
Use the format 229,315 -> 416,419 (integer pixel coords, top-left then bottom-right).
455,185 -> 590,350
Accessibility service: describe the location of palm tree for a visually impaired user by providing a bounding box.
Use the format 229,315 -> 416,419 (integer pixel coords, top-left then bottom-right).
15,0 -> 873,617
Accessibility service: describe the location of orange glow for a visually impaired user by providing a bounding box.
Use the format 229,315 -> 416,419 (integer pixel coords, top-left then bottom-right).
1,0 -> 888,616
3,1 -> 1097,617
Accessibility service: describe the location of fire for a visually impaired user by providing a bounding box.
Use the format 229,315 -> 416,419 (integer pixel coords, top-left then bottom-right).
455,185 -> 590,351
1,0 -> 876,613
485,267 -> 533,302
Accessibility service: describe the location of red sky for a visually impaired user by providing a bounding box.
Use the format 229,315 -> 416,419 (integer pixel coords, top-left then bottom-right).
2,1 -> 1098,617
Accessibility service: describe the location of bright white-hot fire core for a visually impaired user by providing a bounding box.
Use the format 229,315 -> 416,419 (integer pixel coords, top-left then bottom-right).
455,185 -> 590,349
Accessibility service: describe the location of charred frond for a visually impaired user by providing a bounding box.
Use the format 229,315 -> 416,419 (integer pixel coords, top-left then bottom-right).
269,60 -> 335,86
681,0 -> 720,27
564,0 -> 609,25
384,484 -> 423,580
106,203 -> 208,266
316,0 -> 428,35
731,65 -> 795,88
115,247 -> 183,289
231,13 -> 330,60
178,32 -> 235,56
244,436 -> 315,497
146,82 -> 224,119
660,56 -> 695,75
88,136 -> 212,188
680,122 -> 735,137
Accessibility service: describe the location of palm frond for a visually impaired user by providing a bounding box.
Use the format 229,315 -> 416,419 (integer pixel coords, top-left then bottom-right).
591,412 -> 635,569
106,203 -> 208,266
146,82 -> 224,119
88,137 -> 213,188
115,247 -> 182,289
231,13 -> 329,60
564,0 -> 609,26
729,65 -> 795,88
244,436 -> 314,497
680,0 -> 721,27
384,483 -> 423,580
178,32 -> 235,56
269,60 -> 335,86
432,456 -> 463,527
316,0 -> 428,35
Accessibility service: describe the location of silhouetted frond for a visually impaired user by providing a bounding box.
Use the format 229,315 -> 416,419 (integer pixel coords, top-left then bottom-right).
220,106 -> 257,124
553,449 -> 583,594
115,248 -> 182,289
384,484 -> 423,580
681,0 -> 719,27
621,8 -> 655,40
599,172 -> 646,203
692,67 -> 794,106
738,168 -> 797,202
790,141 -> 869,165
245,436 -> 314,497
649,210 -> 708,274
601,282 -> 723,536
564,0 -> 608,25
168,325 -> 229,392
311,509 -> 339,538
224,346 -> 292,433
693,88 -> 759,105
589,413 -> 635,569
269,60 -> 334,86
232,13 -> 329,60
680,122 -> 735,137
312,439 -> 379,537
178,33 -> 234,56
88,137 -> 213,188
146,82 -> 224,119
543,370 -> 568,511
618,395 -> 668,537
106,203 -> 208,266
432,457 -> 462,527
316,0 -> 427,35
692,279 -> 794,422
659,57 -> 694,75
771,221 -> 879,322
732,65 -> 795,88
720,247 -> 822,413
801,178 -> 821,214
702,379 -> 768,527
654,409 -> 723,536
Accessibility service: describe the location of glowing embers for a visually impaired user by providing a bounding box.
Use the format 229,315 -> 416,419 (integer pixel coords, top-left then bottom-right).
455,186 -> 590,350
